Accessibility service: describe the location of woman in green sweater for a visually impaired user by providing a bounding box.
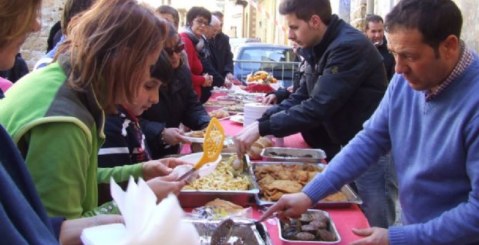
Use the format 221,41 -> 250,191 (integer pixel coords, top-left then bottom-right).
0,0 -> 187,219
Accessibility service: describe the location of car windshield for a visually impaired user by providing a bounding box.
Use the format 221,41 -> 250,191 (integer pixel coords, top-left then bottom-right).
239,47 -> 295,62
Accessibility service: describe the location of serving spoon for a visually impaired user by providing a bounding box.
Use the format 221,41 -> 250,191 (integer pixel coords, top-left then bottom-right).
178,117 -> 225,181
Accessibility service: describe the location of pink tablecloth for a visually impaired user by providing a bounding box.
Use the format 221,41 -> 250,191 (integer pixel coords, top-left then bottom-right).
183,117 -> 370,244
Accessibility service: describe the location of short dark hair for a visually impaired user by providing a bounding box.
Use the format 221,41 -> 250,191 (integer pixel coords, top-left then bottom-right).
212,11 -> 223,19
385,0 -> 462,51
364,14 -> 384,32
279,0 -> 332,24
61,0 -> 94,34
186,6 -> 211,26
156,5 -> 180,28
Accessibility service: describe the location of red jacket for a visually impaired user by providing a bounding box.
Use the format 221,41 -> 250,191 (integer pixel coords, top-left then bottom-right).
180,32 -> 205,98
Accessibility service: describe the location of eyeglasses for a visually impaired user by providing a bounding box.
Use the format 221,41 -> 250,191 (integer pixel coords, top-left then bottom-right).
194,18 -> 209,26
165,42 -> 184,56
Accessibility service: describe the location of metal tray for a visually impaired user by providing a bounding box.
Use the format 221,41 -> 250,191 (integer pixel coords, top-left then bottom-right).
260,147 -> 327,163
185,218 -> 272,245
278,209 -> 341,244
250,161 -> 362,208
179,154 -> 260,208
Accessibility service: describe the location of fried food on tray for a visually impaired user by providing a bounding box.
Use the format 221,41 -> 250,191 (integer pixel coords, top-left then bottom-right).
265,180 -> 303,193
247,137 -> 273,160
246,70 -> 278,84
254,163 -> 348,202
208,109 -> 230,119
205,198 -> 244,213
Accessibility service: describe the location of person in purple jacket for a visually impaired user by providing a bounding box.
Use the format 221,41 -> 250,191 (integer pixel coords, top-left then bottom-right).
262,0 -> 479,244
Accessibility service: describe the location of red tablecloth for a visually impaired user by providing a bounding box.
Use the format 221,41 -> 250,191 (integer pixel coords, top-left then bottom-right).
182,116 -> 370,244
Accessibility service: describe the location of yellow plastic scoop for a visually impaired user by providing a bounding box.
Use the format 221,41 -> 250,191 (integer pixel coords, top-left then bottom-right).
178,117 -> 225,181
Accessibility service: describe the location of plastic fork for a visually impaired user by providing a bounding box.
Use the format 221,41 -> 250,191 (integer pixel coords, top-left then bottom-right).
178,118 -> 225,181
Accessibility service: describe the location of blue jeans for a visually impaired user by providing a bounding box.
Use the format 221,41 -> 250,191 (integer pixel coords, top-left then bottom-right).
354,153 -> 398,228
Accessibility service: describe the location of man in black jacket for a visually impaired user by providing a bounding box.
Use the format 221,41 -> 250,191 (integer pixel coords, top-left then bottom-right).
364,14 -> 396,82
210,11 -> 235,86
234,0 -> 395,228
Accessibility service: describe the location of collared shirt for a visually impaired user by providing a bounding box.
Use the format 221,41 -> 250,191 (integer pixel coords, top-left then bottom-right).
425,42 -> 474,101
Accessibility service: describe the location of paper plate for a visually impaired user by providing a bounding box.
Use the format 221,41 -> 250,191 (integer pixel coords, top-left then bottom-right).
183,132 -> 205,143
175,153 -> 223,178
230,114 -> 244,125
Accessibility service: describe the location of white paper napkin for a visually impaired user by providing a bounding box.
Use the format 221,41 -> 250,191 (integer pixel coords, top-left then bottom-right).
81,177 -> 199,245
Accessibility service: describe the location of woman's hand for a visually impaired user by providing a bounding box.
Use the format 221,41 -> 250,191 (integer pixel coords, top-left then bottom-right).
146,177 -> 186,200
202,73 -> 213,87
60,215 -> 123,245
162,127 -> 190,145
142,158 -> 191,180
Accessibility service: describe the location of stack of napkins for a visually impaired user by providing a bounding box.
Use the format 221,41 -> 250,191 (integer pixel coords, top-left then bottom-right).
81,177 -> 199,245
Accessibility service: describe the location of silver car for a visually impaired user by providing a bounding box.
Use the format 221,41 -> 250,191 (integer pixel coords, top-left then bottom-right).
233,43 -> 300,88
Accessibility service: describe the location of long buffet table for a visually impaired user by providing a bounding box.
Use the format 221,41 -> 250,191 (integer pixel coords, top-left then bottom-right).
182,118 -> 370,244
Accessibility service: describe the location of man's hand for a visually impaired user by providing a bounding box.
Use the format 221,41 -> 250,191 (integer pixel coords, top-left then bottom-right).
233,121 -> 261,157
260,192 -> 312,221
350,227 -> 389,245
262,94 -> 278,105
60,215 -> 123,245
142,158 -> 191,180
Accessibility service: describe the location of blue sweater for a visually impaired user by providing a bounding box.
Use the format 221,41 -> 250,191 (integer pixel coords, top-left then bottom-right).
304,51 -> 479,244
0,126 -> 60,244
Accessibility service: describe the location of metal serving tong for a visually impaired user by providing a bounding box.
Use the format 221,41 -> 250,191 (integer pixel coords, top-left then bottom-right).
178,118 -> 225,181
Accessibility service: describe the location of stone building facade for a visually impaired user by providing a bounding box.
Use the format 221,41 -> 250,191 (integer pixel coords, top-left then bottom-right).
21,0 -> 66,70
20,0 -> 479,70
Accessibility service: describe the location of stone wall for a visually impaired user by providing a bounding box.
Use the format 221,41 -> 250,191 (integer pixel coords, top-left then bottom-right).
21,0 -> 65,70
19,0 -> 479,70
456,0 -> 479,52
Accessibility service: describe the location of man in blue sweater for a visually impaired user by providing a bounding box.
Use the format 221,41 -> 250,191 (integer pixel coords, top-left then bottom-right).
234,0 -> 395,228
262,0 -> 479,244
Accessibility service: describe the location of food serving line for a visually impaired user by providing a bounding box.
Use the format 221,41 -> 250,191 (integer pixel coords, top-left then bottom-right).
180,104 -> 370,244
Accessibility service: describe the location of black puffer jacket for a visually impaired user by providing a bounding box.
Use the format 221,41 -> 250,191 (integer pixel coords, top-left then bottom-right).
258,15 -> 387,157
141,64 -> 211,159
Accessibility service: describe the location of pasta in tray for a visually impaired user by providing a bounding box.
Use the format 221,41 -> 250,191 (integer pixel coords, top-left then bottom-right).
183,156 -> 250,191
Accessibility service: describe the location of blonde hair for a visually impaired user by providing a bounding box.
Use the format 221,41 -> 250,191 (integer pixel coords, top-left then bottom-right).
0,0 -> 41,48
65,0 -> 167,113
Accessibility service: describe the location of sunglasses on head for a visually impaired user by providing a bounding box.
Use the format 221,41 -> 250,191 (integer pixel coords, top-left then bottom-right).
165,42 -> 185,55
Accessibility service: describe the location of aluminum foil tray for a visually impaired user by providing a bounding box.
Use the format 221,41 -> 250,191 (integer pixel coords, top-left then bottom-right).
260,147 -> 327,163
179,154 -> 259,208
185,219 -> 272,245
279,209 -> 341,244
250,161 -> 362,207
